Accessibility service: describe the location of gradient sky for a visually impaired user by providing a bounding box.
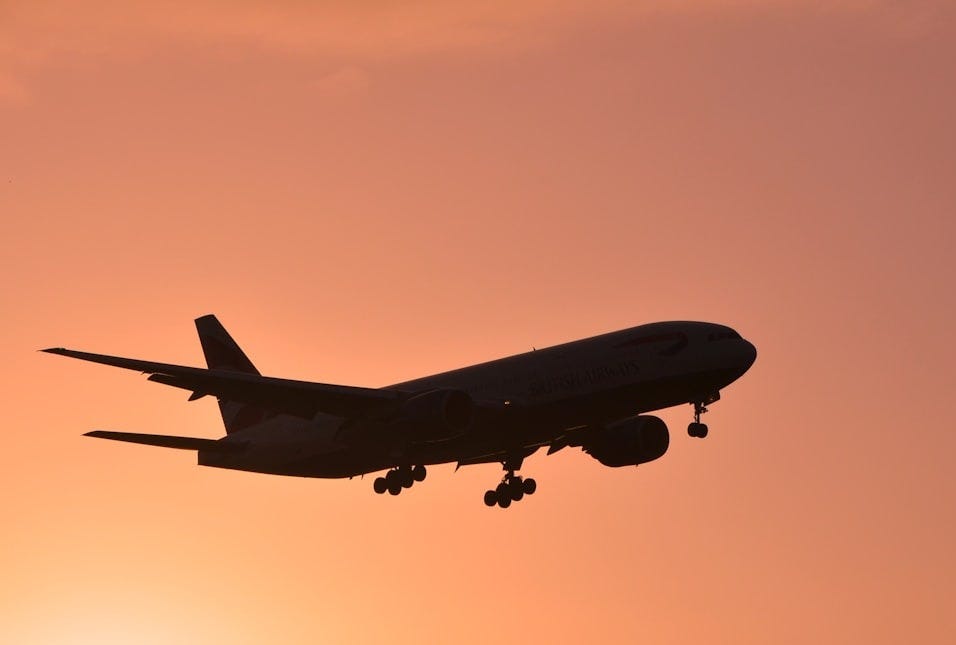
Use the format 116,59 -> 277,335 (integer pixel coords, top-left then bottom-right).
3,1 -> 955,643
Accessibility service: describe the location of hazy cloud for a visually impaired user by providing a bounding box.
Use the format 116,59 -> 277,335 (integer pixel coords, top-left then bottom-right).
313,66 -> 369,97
0,72 -> 29,105
0,0 -> 949,104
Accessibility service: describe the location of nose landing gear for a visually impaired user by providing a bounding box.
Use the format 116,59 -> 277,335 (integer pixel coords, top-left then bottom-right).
688,394 -> 718,438
483,457 -> 536,508
373,464 -> 426,496
688,400 -> 708,438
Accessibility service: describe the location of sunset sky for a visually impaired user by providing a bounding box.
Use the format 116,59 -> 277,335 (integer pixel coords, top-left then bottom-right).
2,1 -> 955,643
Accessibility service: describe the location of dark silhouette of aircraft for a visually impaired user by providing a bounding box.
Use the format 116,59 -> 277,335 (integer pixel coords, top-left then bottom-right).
43,316 -> 756,507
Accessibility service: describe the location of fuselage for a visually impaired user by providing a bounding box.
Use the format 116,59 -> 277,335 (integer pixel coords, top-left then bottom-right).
200,321 -> 757,478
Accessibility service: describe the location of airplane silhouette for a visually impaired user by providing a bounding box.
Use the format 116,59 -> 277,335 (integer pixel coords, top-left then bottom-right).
44,316 -> 756,508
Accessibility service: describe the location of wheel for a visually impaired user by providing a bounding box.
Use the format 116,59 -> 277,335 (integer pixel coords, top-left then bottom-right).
484,490 -> 497,507
373,477 -> 387,494
498,496 -> 511,509
522,478 -> 537,495
412,465 -> 427,482
688,422 -> 701,437
400,469 -> 414,488
385,470 -> 402,495
697,423 -> 708,438
496,482 -> 510,500
509,479 -> 524,502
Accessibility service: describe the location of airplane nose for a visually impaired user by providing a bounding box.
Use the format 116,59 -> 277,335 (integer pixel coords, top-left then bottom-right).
741,339 -> 757,370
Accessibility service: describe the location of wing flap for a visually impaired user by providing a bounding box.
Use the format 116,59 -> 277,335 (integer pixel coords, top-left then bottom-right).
546,425 -> 592,455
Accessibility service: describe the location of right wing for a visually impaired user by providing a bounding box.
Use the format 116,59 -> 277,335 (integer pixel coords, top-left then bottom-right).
42,347 -> 408,420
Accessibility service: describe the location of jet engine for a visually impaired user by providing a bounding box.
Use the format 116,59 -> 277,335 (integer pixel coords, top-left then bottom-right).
582,415 -> 670,467
398,388 -> 474,442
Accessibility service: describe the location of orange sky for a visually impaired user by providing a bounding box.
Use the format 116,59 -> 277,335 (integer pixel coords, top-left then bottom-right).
2,1 -> 955,643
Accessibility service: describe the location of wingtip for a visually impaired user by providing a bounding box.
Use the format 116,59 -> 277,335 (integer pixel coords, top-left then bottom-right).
41,347 -> 66,354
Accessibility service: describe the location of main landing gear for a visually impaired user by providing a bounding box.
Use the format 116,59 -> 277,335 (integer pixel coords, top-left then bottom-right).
483,458 -> 536,509
373,464 -> 426,496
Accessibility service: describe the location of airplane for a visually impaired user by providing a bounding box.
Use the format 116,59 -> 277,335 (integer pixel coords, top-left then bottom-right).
43,316 -> 756,508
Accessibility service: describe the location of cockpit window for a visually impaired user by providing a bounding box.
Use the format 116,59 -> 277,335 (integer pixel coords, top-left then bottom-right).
708,330 -> 741,341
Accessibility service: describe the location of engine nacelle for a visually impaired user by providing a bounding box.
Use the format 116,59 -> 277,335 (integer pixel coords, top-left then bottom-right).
582,415 -> 670,467
398,388 -> 474,442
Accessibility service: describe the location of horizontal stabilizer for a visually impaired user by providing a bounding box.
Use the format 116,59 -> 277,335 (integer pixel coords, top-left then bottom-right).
84,430 -> 244,452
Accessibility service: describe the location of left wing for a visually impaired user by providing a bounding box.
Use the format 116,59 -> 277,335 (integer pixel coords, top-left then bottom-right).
42,347 -> 408,420
84,430 -> 245,451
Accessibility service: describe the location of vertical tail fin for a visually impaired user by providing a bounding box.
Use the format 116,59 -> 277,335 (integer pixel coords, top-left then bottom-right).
195,315 -> 273,434
195,314 -> 259,375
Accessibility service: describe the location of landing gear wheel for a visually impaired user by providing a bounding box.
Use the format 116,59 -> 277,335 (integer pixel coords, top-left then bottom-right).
412,465 -> 427,482
509,479 -> 525,502
688,422 -> 709,438
373,477 -> 387,494
496,482 -> 510,501
400,469 -> 414,488
523,478 -> 537,495
484,490 -> 497,507
385,470 -> 402,495
497,496 -> 512,509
